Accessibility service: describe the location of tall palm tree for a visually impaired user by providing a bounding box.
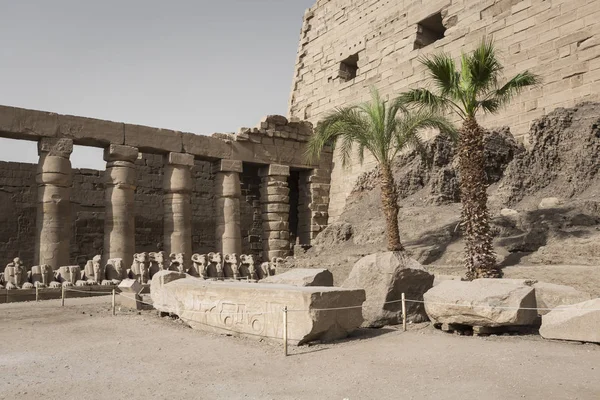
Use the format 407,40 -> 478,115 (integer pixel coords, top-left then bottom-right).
400,37 -> 540,279
306,88 -> 455,252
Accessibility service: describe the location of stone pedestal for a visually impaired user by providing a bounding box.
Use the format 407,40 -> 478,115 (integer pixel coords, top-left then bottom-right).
163,153 -> 194,265
35,138 -> 73,269
103,144 -> 139,266
260,164 -> 291,260
214,160 -> 243,255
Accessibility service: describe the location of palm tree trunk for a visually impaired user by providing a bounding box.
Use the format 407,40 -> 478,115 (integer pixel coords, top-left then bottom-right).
379,164 -> 405,252
458,118 -> 501,279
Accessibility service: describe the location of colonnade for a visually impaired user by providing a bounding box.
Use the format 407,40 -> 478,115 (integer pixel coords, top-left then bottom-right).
33,138 -> 293,269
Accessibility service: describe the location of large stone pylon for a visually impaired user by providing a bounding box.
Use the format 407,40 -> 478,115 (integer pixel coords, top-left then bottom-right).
35,138 -> 73,269
163,152 -> 194,264
260,164 -> 291,261
214,160 -> 243,255
103,144 -> 139,266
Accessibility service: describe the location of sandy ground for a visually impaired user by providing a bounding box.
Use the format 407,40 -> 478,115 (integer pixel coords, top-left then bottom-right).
1,297 -> 599,400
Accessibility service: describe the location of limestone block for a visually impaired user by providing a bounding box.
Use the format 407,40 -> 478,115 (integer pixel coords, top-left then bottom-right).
103,144 -> 138,163
58,114 -> 124,146
118,278 -> 142,294
424,280 -> 538,327
262,213 -> 288,222
214,159 -> 243,173
540,299 -> 600,343
167,152 -> 195,167
261,204 -> 291,213
533,282 -> 593,315
150,271 -> 365,345
0,105 -> 58,140
343,252 -> 433,327
124,124 -> 183,153
259,164 -> 290,177
38,138 -> 73,157
182,132 -> 232,159
260,187 -> 290,196
262,268 -> 334,287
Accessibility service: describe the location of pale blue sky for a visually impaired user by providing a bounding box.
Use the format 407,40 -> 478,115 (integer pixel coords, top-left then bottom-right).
0,0 -> 313,168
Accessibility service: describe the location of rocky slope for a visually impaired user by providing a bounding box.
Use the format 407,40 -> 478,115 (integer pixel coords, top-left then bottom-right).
292,103 -> 600,292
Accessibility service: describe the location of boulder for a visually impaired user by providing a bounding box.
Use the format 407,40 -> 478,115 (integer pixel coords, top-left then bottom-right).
150,271 -> 365,345
342,252 -> 434,327
261,268 -> 334,287
540,299 -> 600,343
474,279 -> 593,315
433,274 -> 462,287
533,282 -> 592,315
424,280 -> 538,327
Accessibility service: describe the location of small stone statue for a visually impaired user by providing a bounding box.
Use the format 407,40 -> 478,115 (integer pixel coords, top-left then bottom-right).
129,253 -> 150,284
258,257 -> 280,280
4,257 -> 27,290
239,254 -> 257,280
207,252 -> 224,279
191,254 -> 207,279
223,254 -> 240,279
82,255 -> 109,285
105,258 -> 125,284
169,253 -> 186,274
30,265 -> 54,288
56,266 -> 82,287
149,251 -> 167,278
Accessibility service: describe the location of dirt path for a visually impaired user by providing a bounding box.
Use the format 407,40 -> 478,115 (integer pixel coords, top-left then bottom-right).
1,297 -> 598,400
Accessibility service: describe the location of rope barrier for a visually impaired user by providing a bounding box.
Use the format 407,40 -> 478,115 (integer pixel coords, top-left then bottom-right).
64,287 -> 114,295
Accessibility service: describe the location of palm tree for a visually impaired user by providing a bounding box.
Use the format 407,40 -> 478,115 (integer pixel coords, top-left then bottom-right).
306,88 -> 455,252
400,37 -> 540,279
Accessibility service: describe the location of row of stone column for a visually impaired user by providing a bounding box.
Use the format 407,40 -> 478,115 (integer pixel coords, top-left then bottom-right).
34,138 -> 293,269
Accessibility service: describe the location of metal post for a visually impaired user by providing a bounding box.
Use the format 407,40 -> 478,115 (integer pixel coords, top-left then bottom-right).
36,286 -> 39,302
112,289 -> 116,316
401,293 -> 407,332
61,285 -> 65,307
283,306 -> 288,357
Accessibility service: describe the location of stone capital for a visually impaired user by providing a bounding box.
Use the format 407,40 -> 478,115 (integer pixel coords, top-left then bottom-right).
104,144 -> 139,163
38,138 -> 73,158
259,164 -> 290,177
165,152 -> 194,167
213,159 -> 243,174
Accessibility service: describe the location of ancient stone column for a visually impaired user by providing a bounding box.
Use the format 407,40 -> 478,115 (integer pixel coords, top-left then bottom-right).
103,144 -> 139,266
163,152 -> 194,263
35,138 -> 73,269
260,164 -> 291,261
214,160 -> 243,255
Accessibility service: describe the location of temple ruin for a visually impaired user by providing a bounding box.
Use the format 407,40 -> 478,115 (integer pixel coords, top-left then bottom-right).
0,106 -> 332,276
289,0 -> 600,220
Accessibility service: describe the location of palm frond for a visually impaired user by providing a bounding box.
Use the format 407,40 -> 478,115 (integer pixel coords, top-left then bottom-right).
420,53 -> 461,98
305,106 -> 371,166
469,38 -> 503,92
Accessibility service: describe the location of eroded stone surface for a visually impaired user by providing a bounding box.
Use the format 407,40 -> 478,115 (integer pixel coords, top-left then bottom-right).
343,252 -> 433,327
151,271 -> 365,345
540,299 -> 600,343
262,268 -> 333,287
424,280 -> 538,327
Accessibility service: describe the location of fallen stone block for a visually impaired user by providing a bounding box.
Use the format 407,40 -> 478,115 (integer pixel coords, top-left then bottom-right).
474,279 -> 592,315
540,299 -> 600,343
533,282 -> 592,315
261,268 -> 333,287
433,274 -> 462,287
342,252 -> 433,327
151,271 -> 365,345
424,279 -> 538,327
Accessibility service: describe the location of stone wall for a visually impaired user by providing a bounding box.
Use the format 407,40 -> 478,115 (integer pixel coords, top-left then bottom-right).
289,0 -> 600,220
0,155 -> 216,267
